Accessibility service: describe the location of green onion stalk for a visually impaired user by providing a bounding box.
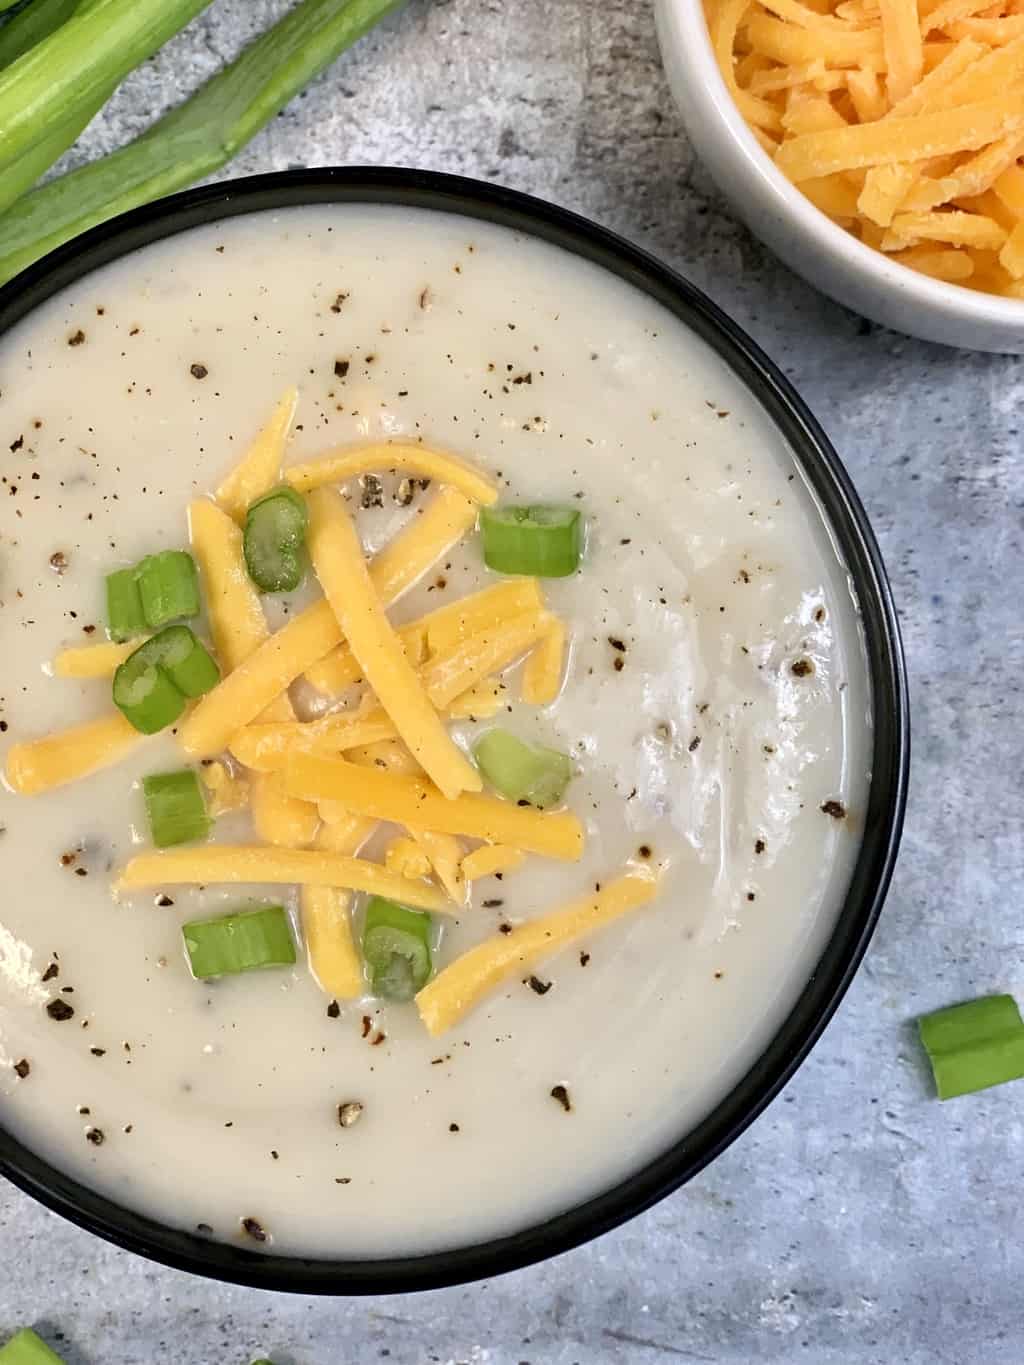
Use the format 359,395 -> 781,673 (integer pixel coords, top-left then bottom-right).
0,0 -> 405,287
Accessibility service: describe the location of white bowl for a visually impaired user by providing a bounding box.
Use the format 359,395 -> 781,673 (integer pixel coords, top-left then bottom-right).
655,0 -> 1024,354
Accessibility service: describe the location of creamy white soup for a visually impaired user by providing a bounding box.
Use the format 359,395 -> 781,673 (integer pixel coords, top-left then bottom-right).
0,205 -> 870,1259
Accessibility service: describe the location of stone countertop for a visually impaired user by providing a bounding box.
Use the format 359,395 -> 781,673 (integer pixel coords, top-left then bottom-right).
2,2 -> 1021,1362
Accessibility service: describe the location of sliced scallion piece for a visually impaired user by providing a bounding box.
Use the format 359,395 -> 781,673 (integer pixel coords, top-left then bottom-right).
0,1328 -> 67,1364
244,485 -> 308,593
479,504 -> 582,578
472,729 -> 572,809
106,567 -> 147,642
135,549 -> 200,627
112,625 -> 219,733
182,905 -> 296,980
362,896 -> 432,1001
143,769 -> 211,848
918,994 -> 1024,1100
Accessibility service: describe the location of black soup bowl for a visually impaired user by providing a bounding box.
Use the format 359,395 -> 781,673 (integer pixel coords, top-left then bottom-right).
0,167 -> 909,1294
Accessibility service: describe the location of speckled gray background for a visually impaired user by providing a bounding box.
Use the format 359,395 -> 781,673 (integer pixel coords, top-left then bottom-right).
2,2 -> 1023,1362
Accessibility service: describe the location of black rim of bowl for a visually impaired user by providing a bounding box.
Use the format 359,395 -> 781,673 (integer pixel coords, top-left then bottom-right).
0,167 -> 909,1295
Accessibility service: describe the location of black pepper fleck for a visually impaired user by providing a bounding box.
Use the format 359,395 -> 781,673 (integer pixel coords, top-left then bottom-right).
821,799 -> 847,819
13,1059 -> 30,1079
189,363 -> 208,380
68,330 -> 86,347
334,358 -> 350,379
85,1126 -> 104,1145
240,1216 -> 267,1242
482,898 -> 504,908
550,1084 -> 572,1113
326,1000 -> 341,1019
527,975 -> 552,996
46,999 -> 74,1022
791,658 -> 815,678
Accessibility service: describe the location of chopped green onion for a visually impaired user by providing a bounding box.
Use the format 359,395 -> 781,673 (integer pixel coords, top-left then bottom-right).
362,896 -> 432,1001
112,625 -> 219,733
105,567 -> 147,642
244,486 -> 308,593
135,550 -> 200,627
182,905 -> 296,980
479,504 -> 583,578
0,0 -> 404,287
0,1328 -> 67,1364
918,994 -> 1024,1099
143,769 -> 211,848
472,729 -> 573,809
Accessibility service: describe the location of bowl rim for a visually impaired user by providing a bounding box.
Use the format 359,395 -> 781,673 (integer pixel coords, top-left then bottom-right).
0,166 -> 909,1295
656,0 -> 1024,329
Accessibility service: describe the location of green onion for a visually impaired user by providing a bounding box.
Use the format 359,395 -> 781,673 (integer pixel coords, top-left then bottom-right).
0,0 -> 212,176
362,896 -> 432,1001
134,549 -> 200,627
479,504 -> 583,578
0,1328 -> 67,1364
918,994 -> 1024,1100
105,566 -> 147,642
244,486 -> 308,593
182,905 -> 296,979
143,769 -> 211,848
472,729 -> 572,809
0,0 -> 83,75
113,625 -> 219,733
0,0 -> 403,286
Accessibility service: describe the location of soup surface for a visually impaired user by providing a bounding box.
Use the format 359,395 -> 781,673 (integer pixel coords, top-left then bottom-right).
0,205 -> 870,1258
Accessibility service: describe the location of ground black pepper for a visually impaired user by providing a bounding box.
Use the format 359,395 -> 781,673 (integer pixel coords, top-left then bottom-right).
326,1000 -> 341,1018
482,898 -> 503,908
550,1085 -> 572,1113
41,962 -> 59,982
241,1216 -> 267,1242
189,363 -> 208,380
49,552 -> 68,574
68,330 -> 85,347
527,976 -> 552,996
330,292 -> 348,313
12,1059 -> 29,1079
579,952 -> 590,967
791,658 -> 815,677
334,358 -> 350,379
821,799 -> 847,819
755,838 -> 766,854
85,1127 -> 104,1145
46,999 -> 74,1021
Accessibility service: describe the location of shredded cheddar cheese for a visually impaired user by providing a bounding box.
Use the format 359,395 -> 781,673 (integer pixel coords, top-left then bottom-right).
286,440 -> 499,505
706,0 -> 1024,297
52,638 -> 143,679
214,387 -> 298,522
306,486 -> 481,800
416,871 -> 659,1035
285,755 -> 585,861
115,845 -> 446,910
4,713 -> 147,795
460,844 -> 527,880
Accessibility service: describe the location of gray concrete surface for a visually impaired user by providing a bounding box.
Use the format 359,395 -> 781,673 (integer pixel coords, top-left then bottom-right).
2,1 -> 1023,1361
